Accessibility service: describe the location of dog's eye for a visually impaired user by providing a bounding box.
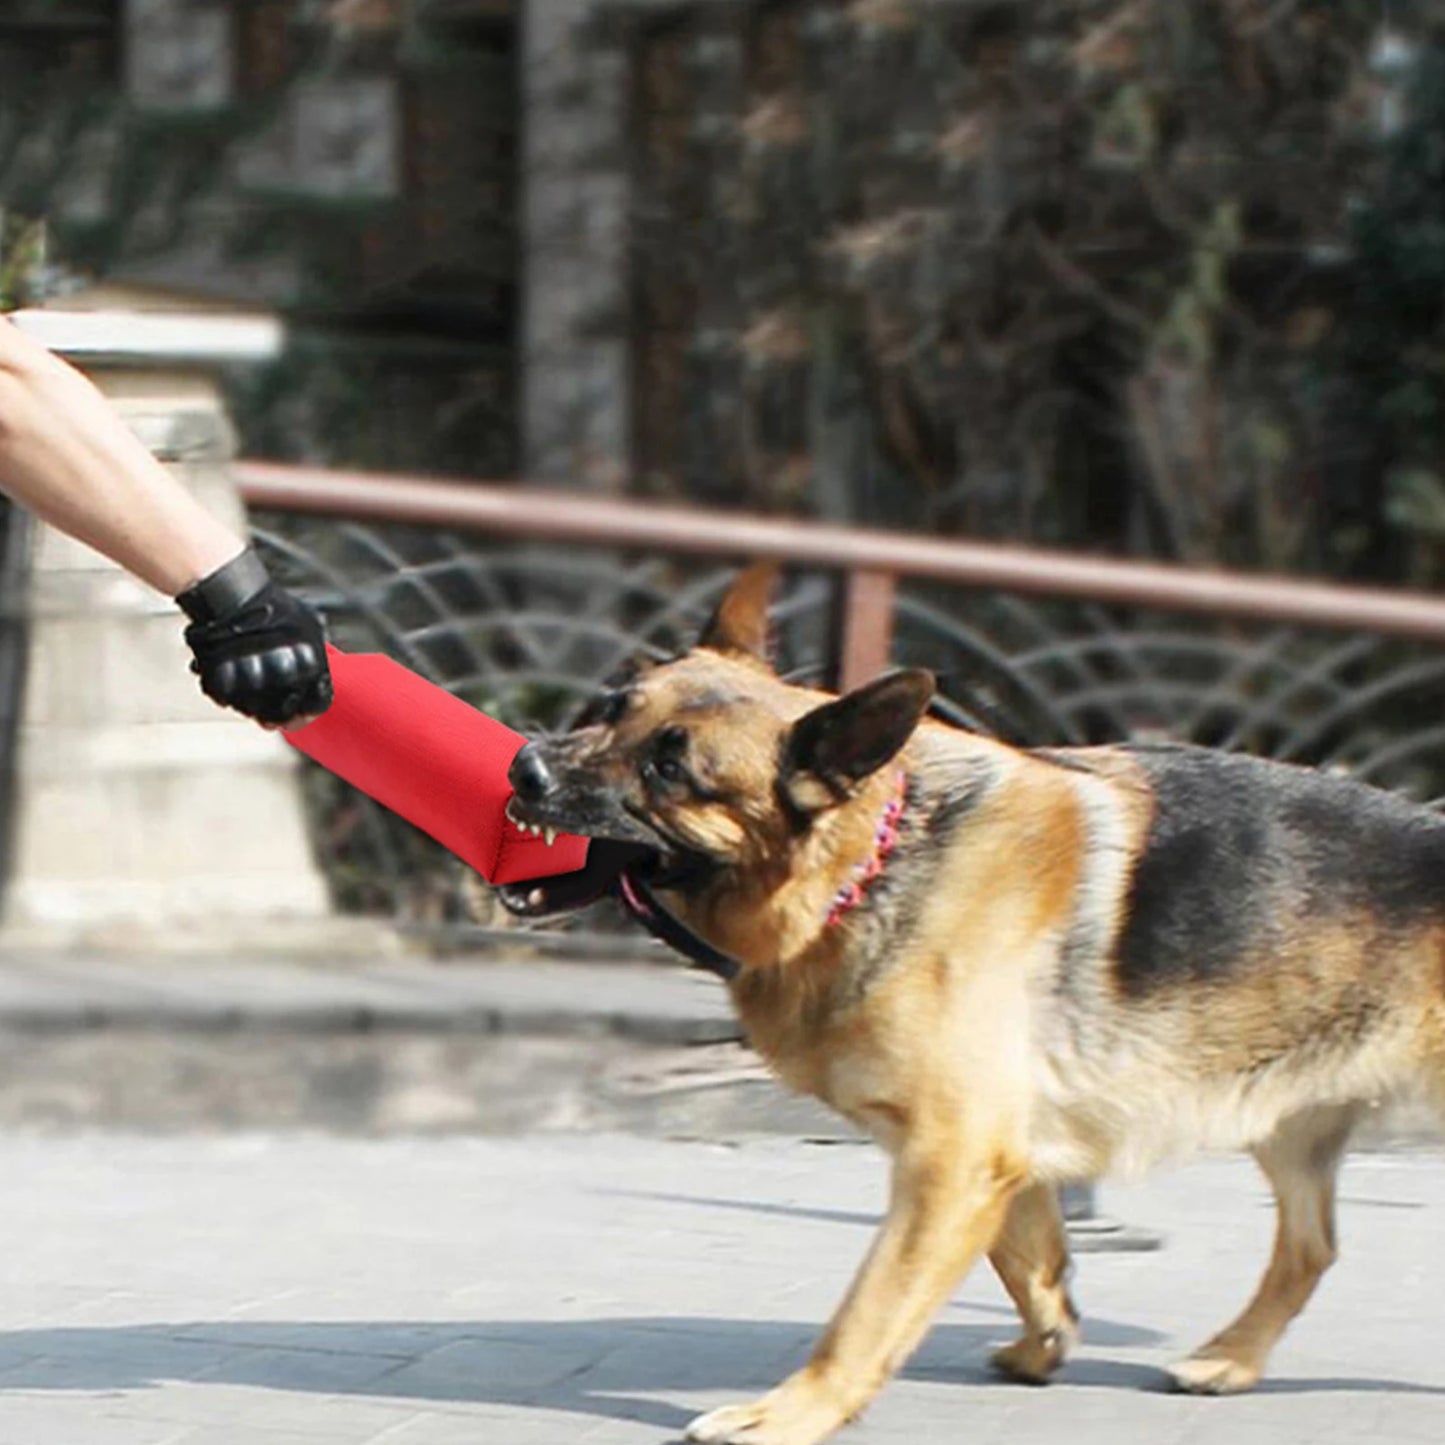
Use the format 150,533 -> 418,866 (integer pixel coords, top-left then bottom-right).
646,726 -> 690,786
653,755 -> 687,785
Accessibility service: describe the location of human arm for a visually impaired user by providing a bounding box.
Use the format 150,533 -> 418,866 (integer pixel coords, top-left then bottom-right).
0,315 -> 330,723
0,314 -> 241,593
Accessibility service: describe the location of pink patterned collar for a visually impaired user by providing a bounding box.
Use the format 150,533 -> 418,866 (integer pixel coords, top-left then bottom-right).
824,771 -> 909,928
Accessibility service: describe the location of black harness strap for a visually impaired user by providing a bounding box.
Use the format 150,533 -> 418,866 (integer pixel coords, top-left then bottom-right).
616,870 -> 740,982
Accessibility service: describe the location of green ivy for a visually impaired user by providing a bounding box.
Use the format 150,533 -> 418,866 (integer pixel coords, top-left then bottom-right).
0,213 -> 46,310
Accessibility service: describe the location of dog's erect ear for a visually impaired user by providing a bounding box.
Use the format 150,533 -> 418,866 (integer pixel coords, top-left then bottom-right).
782,668 -> 934,811
699,563 -> 778,663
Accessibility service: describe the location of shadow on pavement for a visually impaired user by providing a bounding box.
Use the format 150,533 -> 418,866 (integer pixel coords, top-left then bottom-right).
597,1188 -> 886,1230
0,1316 -> 1438,1433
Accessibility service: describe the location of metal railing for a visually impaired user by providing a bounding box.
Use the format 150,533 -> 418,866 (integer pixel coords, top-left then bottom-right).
236,461 -> 1445,927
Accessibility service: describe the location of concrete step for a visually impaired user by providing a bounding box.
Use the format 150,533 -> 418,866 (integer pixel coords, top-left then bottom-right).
0,952 -> 1429,1148
0,951 -> 842,1138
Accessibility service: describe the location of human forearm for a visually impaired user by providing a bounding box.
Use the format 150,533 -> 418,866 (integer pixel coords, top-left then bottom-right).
0,315 -> 332,726
0,317 -> 242,594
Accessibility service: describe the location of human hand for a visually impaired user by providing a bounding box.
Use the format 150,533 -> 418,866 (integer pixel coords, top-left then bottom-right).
178,548 -> 333,727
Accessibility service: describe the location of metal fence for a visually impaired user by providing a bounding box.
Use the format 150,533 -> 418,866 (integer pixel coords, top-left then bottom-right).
238,461 -> 1445,935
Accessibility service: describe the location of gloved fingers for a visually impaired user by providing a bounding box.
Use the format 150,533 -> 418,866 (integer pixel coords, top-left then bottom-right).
298,665 -> 334,715
193,635 -> 333,725
206,658 -> 240,702
181,549 -> 334,727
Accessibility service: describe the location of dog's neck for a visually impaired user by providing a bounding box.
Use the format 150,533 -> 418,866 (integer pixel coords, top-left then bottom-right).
617,867 -> 741,980
823,770 -> 909,928
627,768 -> 914,978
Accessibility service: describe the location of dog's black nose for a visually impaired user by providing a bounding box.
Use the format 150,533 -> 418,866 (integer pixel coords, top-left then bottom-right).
509,743 -> 555,803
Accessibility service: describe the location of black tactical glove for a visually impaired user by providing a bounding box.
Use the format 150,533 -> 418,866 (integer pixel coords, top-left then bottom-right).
177,548 -> 333,726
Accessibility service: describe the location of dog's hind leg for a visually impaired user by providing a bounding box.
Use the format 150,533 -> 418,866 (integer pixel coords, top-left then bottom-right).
1169,1102 -> 1360,1395
987,1182 -> 1079,1384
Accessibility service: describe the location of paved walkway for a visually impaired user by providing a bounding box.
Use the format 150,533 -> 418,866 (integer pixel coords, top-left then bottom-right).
0,1133 -> 1438,1444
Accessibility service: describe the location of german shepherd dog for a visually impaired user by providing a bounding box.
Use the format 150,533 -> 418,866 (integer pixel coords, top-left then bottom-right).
500,565 -> 1445,1445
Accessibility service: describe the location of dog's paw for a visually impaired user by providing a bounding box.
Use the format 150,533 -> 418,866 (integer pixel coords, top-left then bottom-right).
684,1381 -> 849,1445
1166,1353 -> 1262,1396
686,1401 -> 768,1444
990,1322 -> 1077,1385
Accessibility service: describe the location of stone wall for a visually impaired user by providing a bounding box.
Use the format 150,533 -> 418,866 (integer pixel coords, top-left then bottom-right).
520,0 -> 636,488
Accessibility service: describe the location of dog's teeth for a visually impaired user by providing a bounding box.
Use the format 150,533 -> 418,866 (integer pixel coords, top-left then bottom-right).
544,827 -> 557,848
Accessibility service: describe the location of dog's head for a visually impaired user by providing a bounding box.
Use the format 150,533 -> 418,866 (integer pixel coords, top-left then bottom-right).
499,565 -> 934,931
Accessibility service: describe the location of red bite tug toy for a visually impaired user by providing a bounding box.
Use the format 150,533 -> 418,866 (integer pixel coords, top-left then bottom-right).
285,646 -> 589,885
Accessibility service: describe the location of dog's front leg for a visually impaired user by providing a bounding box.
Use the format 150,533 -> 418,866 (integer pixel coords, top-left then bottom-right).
686,1135 -> 1024,1445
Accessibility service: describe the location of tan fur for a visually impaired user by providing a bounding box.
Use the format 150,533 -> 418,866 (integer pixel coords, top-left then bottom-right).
681,703 -> 1444,1440
520,573 -> 1445,1445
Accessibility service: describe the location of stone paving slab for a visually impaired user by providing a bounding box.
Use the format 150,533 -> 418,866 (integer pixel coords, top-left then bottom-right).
0,1133 -> 1438,1443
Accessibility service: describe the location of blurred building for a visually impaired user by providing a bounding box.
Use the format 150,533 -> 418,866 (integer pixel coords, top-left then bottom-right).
4,3 -> 1443,589
1,2 -> 1442,935
0,0 -> 517,478
0,2 -> 533,941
